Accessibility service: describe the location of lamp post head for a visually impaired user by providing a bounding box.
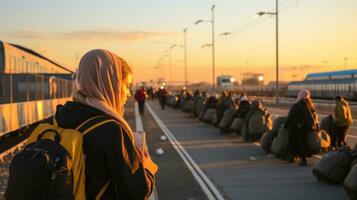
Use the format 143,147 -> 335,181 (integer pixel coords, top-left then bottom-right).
220,32 -> 231,36
255,11 -> 276,17
211,4 -> 215,11
194,19 -> 203,25
254,11 -> 265,18
201,44 -> 212,48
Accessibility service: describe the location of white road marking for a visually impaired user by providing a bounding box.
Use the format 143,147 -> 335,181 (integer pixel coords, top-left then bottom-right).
146,103 -> 225,200
134,102 -> 158,200
134,102 -> 144,132
253,142 -> 261,147
347,135 -> 357,140
313,155 -> 322,159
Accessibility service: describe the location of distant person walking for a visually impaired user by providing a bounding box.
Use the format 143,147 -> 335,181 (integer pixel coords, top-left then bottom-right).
284,89 -> 318,166
158,86 -> 168,110
135,87 -> 147,115
333,96 -> 353,148
147,86 -> 154,100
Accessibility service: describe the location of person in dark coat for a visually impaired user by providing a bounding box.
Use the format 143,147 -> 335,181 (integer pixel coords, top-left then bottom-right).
135,87 -> 147,115
284,89 -> 318,166
194,89 -> 200,97
204,95 -> 218,111
158,86 -> 168,110
238,93 -> 248,104
52,49 -> 157,199
236,99 -> 250,119
147,86 -> 154,100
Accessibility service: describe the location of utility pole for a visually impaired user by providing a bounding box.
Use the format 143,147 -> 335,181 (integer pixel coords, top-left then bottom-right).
194,4 -> 216,90
183,28 -> 188,87
256,0 -> 279,104
275,0 -> 279,105
211,5 -> 216,90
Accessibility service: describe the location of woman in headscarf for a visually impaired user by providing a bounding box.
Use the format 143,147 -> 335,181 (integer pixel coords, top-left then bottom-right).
54,49 -> 157,199
284,89 -> 318,166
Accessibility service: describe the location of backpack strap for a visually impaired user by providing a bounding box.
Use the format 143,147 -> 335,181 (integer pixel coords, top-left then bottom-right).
51,113 -> 117,199
76,116 -> 117,200
81,118 -> 117,136
75,115 -> 105,131
74,116 -> 117,136
53,115 -> 58,127
96,181 -> 111,200
52,114 -> 107,130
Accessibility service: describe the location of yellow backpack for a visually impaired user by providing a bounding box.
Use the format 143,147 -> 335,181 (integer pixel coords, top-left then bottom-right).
5,115 -> 116,200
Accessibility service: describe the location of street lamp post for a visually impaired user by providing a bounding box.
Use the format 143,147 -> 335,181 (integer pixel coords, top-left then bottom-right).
168,44 -> 177,86
195,4 -> 216,90
156,55 -> 167,83
211,5 -> 215,91
256,0 -> 279,105
183,28 -> 188,88
344,57 -> 349,69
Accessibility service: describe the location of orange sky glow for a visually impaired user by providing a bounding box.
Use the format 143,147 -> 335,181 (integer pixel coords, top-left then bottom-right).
1,0 -> 356,85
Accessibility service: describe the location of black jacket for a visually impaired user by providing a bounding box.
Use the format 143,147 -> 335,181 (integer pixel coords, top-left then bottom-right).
45,101 -> 154,200
236,100 -> 250,118
284,99 -> 317,131
284,99 -> 317,157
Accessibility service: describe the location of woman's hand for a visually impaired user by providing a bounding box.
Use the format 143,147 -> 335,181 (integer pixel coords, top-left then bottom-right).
137,147 -> 158,175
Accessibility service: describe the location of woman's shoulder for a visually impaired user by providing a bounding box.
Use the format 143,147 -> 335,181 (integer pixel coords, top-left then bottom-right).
292,102 -> 300,108
294,99 -> 306,107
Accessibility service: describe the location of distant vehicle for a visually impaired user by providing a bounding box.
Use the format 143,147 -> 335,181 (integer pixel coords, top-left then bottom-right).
217,75 -> 235,89
287,69 -> 357,100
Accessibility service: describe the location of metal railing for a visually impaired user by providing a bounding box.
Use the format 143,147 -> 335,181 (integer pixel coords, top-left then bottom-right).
0,73 -> 73,104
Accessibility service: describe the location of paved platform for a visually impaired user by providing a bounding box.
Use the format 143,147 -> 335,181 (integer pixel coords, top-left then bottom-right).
146,101 -> 349,200
139,102 -> 209,200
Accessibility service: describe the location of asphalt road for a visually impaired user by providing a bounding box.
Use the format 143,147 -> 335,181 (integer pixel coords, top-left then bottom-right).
145,100 -> 349,200
136,101 -> 209,200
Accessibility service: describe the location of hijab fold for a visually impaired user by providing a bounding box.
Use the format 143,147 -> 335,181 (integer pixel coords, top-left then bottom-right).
296,89 -> 311,102
72,49 -> 133,139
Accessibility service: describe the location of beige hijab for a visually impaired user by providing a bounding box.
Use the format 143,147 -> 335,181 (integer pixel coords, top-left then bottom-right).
73,49 -> 133,138
296,89 -> 311,103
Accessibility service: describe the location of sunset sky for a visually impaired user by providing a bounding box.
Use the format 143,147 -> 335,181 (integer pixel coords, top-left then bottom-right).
1,0 -> 356,84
